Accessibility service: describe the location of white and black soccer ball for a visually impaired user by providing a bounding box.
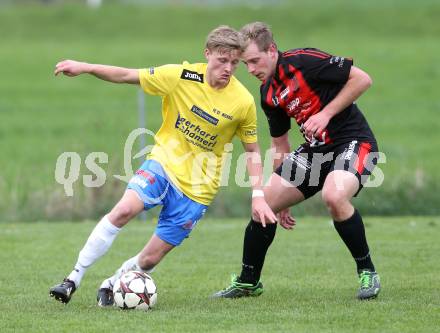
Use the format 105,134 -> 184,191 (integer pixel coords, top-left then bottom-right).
113,271 -> 157,311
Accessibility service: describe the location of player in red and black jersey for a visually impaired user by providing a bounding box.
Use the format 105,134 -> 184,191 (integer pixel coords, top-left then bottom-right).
213,22 -> 381,300
261,48 -> 376,148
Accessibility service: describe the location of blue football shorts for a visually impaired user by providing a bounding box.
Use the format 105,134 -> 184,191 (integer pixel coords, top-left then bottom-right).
127,159 -> 208,246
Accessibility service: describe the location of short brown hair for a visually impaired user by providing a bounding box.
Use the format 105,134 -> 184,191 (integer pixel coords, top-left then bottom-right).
205,25 -> 243,53
240,21 -> 276,51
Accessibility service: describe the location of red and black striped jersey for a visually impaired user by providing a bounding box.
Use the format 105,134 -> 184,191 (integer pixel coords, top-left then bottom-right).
260,48 -> 376,147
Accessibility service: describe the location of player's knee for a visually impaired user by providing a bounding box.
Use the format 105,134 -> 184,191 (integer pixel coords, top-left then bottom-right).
322,191 -> 353,220
110,203 -> 137,226
322,190 -> 346,212
137,253 -> 159,271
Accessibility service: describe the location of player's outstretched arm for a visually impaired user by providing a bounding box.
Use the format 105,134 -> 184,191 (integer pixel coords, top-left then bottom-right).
54,60 -> 140,84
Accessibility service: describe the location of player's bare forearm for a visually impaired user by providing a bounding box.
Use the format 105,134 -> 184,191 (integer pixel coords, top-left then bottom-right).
271,132 -> 290,170
54,59 -> 139,84
87,64 -> 139,84
269,133 -> 296,230
242,142 -> 264,189
322,66 -> 372,118
303,66 -> 372,138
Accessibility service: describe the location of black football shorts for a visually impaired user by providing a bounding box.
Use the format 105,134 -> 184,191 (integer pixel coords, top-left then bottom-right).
274,140 -> 379,199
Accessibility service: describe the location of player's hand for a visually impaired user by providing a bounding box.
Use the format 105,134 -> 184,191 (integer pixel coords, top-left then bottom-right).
54,60 -> 90,77
278,208 -> 296,230
302,112 -> 331,140
251,197 -> 277,227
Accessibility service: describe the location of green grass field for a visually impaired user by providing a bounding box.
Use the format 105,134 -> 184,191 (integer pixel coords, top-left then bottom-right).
1,217 -> 439,332
1,1 -> 440,221
1,2 -> 438,331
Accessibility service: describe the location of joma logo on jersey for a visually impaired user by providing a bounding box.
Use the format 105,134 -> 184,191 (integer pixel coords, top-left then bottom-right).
181,69 -> 204,83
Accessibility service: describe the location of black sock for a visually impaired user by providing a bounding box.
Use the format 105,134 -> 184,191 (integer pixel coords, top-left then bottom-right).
333,209 -> 375,273
239,219 -> 277,285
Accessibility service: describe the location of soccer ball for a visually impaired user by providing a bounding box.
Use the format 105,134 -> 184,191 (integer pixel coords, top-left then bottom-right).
113,271 -> 157,311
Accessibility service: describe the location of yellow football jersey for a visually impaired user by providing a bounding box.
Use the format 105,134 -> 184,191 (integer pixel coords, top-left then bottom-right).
139,62 -> 257,205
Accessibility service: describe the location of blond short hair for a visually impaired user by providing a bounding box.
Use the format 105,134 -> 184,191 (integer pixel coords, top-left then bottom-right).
205,25 -> 243,53
240,21 -> 276,51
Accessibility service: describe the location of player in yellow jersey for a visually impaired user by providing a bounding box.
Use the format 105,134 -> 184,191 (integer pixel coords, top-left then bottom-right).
49,26 -> 277,306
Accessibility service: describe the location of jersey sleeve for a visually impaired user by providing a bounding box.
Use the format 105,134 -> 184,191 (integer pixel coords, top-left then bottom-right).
236,100 -> 258,144
262,102 -> 291,138
138,64 -> 182,96
300,48 -> 353,84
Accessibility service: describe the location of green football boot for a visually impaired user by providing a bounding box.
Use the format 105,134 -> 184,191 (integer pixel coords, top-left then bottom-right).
357,270 -> 381,300
211,274 -> 264,298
